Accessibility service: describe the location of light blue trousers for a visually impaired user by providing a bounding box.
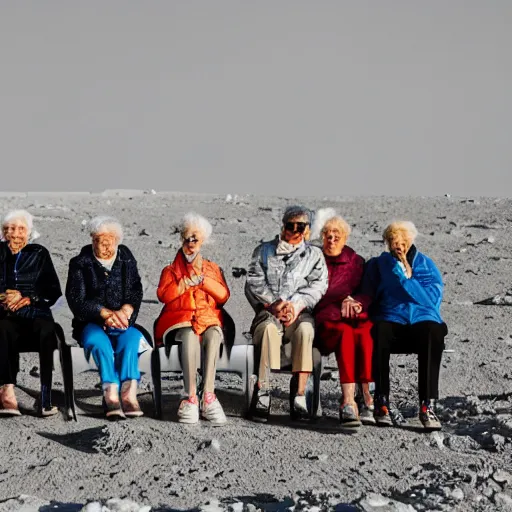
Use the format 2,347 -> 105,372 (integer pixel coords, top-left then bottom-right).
81,323 -> 142,387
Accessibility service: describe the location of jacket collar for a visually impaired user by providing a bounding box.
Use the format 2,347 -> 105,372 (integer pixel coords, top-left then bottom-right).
324,245 -> 355,264
406,244 -> 418,265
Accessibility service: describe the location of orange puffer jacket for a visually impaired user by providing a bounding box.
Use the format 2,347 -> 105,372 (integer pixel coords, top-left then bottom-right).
154,250 -> 230,344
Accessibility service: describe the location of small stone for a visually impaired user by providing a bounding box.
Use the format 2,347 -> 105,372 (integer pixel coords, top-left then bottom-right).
225,194 -> 233,202
493,470 -> 512,485
494,493 -> 512,508
81,219 -> 87,226
318,453 -> 329,463
80,502 -> 103,512
246,505 -> 257,512
210,439 -> 221,452
430,431 -> 445,450
486,236 -> 496,244
105,498 -> 142,512
491,434 -> 506,451
151,189 -> 156,195
451,488 -> 464,501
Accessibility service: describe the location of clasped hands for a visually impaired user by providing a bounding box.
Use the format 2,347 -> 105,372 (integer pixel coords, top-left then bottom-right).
266,299 -> 298,327
341,296 -> 363,319
0,289 -> 31,312
101,305 -> 134,330
183,273 -> 204,288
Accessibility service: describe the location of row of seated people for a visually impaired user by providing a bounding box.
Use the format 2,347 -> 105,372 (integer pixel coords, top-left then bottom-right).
0,205 -> 447,431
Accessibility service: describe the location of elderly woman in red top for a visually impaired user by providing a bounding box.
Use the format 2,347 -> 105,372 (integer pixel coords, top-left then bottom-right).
155,212 -> 230,425
313,209 -> 374,427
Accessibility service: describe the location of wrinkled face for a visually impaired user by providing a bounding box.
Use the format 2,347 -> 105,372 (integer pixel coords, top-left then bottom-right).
182,226 -> 204,256
3,220 -> 29,249
281,215 -> 310,245
92,230 -> 118,260
387,231 -> 412,258
322,221 -> 347,256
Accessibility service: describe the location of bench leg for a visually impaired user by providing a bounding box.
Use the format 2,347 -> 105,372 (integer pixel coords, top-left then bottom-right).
151,347 -> 163,419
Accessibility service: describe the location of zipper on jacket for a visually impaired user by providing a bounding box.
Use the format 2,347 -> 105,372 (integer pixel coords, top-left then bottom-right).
14,252 -> 21,288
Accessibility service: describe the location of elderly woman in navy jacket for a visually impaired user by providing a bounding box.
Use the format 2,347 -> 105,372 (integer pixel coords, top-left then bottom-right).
362,221 -> 447,431
0,209 -> 62,417
66,216 -> 145,419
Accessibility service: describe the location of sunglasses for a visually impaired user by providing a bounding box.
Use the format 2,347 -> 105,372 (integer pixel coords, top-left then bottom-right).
284,221 -> 309,233
183,236 -> 199,244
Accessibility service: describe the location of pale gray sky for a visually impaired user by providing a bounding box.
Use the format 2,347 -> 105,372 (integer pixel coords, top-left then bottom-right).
1,1 -> 511,197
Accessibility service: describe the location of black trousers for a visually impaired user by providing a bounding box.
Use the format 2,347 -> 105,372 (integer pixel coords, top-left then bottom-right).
371,321 -> 446,402
0,316 -> 57,387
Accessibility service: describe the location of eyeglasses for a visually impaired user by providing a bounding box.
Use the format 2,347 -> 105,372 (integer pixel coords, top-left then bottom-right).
284,221 -> 309,233
183,236 -> 199,244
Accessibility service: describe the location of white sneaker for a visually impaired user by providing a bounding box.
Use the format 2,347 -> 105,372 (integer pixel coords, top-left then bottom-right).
177,397 -> 199,424
201,392 -> 227,426
293,395 -> 309,415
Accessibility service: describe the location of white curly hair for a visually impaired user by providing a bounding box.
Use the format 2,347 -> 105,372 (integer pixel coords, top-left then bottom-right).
180,212 -> 213,242
311,207 -> 352,241
2,209 -> 40,241
87,216 -> 124,243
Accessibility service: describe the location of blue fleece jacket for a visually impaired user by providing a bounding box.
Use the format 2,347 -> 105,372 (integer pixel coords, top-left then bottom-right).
361,245 -> 444,325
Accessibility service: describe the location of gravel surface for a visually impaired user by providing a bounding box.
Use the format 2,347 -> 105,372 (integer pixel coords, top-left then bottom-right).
1,191 -> 512,511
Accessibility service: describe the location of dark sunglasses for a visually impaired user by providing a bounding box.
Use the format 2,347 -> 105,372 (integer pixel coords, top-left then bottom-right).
183,236 -> 199,244
284,221 -> 309,233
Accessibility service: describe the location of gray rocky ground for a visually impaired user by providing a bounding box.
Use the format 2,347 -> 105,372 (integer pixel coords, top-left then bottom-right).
1,192 -> 512,511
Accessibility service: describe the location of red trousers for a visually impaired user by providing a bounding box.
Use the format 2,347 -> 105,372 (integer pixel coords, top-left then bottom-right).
316,319 -> 373,384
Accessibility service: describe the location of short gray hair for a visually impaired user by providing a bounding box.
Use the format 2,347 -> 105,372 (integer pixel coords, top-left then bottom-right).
2,209 -> 40,240
282,205 -> 314,226
180,212 -> 213,242
88,216 -> 124,243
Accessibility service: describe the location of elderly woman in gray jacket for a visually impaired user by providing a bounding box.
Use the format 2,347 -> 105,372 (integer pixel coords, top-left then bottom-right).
245,205 -> 328,421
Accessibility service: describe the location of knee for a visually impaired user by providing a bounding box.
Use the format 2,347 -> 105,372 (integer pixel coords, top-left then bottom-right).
118,328 -> 144,351
82,325 -> 110,352
255,322 -> 280,343
295,321 -> 314,343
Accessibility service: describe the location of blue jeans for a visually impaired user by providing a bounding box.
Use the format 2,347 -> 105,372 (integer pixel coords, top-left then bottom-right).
81,323 -> 143,387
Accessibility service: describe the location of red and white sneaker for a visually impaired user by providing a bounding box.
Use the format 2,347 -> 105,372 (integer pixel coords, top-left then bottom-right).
201,392 -> 227,426
178,395 -> 199,424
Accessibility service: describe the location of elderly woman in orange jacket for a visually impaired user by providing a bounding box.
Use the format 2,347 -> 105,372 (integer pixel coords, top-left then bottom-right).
155,212 -> 230,425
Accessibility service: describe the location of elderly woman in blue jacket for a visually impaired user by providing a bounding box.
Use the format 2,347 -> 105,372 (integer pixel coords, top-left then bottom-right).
66,216 -> 146,419
362,221 -> 447,431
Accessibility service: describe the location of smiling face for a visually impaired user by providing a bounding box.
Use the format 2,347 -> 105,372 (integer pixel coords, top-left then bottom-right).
92,230 -> 118,260
387,230 -> 413,258
182,225 -> 205,256
322,220 -> 348,257
3,220 -> 29,253
281,215 -> 310,245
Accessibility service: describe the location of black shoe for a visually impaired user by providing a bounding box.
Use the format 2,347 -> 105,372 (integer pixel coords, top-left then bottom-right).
419,401 -> 442,431
249,386 -> 271,423
374,396 -> 393,427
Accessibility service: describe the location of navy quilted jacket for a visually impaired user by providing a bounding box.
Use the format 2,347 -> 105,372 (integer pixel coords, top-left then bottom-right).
0,241 -> 62,320
65,244 -> 143,341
